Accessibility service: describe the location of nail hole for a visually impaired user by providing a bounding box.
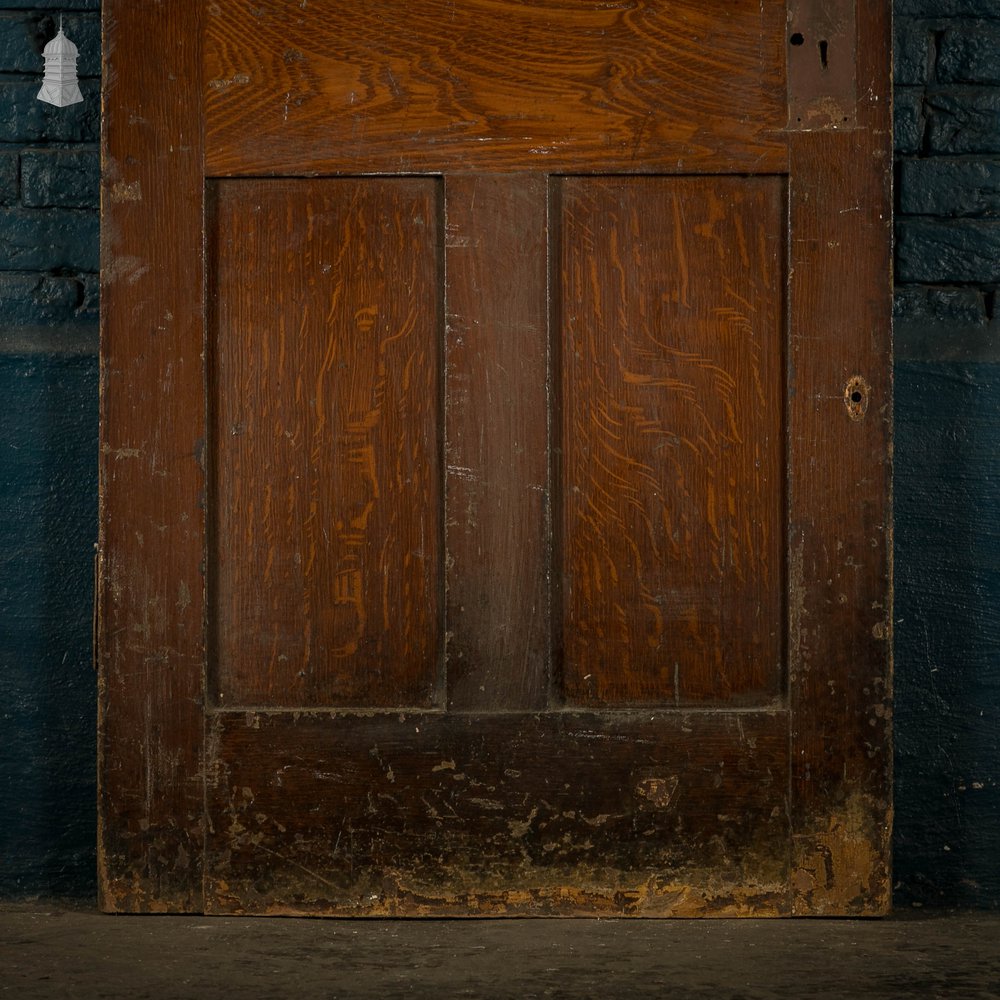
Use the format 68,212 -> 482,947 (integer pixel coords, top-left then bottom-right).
790,32 -> 804,46
819,39 -> 829,69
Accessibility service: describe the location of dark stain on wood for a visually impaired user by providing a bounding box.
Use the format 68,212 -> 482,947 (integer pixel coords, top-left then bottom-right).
204,710 -> 790,916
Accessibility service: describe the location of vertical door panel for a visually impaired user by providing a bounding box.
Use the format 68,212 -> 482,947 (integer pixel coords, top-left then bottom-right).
210,179 -> 443,708
559,177 -> 786,706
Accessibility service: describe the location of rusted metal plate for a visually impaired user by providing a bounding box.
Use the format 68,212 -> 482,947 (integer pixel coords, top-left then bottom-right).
787,0 -> 857,130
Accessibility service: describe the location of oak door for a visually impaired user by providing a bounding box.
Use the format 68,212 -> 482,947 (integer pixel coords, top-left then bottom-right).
98,0 -> 892,916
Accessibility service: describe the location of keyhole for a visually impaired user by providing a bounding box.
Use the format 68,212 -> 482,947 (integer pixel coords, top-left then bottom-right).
819,39 -> 829,69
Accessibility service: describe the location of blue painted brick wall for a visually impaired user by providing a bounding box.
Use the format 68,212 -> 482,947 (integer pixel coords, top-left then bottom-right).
0,0 -> 99,900
0,1 -> 998,907
893,3 -> 1000,908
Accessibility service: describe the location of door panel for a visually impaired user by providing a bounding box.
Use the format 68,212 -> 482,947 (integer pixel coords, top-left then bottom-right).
204,0 -> 788,175
99,0 -> 892,916
558,176 -> 785,705
210,179 -> 444,708
206,710 -> 790,916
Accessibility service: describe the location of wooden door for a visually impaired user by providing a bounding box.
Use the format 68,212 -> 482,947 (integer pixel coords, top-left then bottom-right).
98,0 -> 892,916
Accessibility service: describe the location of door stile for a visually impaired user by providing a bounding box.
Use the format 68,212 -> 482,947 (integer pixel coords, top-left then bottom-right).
785,1 -> 893,915
444,174 -> 551,712
98,0 -> 207,912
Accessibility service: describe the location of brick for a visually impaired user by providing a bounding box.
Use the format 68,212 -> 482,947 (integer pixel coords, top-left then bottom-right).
895,19 -> 933,86
0,208 -> 99,272
21,150 -> 98,209
900,158 -> 1000,217
938,21 -> 1000,85
0,272 -> 96,329
895,88 -> 926,155
927,89 -> 1000,154
0,154 -> 17,207
0,80 -> 99,144
0,1 -> 98,10
896,0 -> 1000,15
893,286 -> 998,362
78,272 -> 99,325
897,218 -> 1000,283
894,285 -> 988,327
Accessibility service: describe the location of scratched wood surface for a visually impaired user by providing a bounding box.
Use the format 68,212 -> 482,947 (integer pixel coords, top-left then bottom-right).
786,0 -> 893,915
98,0 -> 206,910
210,179 -> 443,708
444,175 -> 550,711
558,176 -> 785,706
203,0 -> 788,176
101,0 -> 893,916
204,710 -> 790,916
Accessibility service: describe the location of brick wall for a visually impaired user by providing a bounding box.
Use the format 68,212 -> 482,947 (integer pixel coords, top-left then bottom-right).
0,2 -> 99,350
892,0 -> 1000,909
0,0 -> 99,899
894,1 -> 1000,357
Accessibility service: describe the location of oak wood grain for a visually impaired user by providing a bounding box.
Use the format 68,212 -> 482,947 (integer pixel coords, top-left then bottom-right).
209,179 -> 443,708
444,175 -> 550,711
203,0 -> 788,176
558,176 -> 785,706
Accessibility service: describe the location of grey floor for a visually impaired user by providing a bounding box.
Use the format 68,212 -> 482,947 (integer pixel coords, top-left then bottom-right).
2,903 -> 998,999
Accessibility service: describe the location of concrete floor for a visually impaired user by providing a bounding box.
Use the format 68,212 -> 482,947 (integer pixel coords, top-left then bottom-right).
1,904 -> 998,999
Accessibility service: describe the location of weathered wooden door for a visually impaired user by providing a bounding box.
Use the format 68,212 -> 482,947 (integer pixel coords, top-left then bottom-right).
99,0 -> 891,916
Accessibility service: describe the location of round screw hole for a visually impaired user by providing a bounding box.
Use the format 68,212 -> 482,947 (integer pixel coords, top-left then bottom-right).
790,32 -> 805,46
844,376 -> 871,421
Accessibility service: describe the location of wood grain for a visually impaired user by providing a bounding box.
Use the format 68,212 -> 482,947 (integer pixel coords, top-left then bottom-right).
210,179 -> 443,708
101,0 -> 893,917
204,709 -> 791,916
203,0 -> 788,176
787,0 -> 893,915
444,175 -> 549,711
98,0 -> 206,911
558,176 -> 785,706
